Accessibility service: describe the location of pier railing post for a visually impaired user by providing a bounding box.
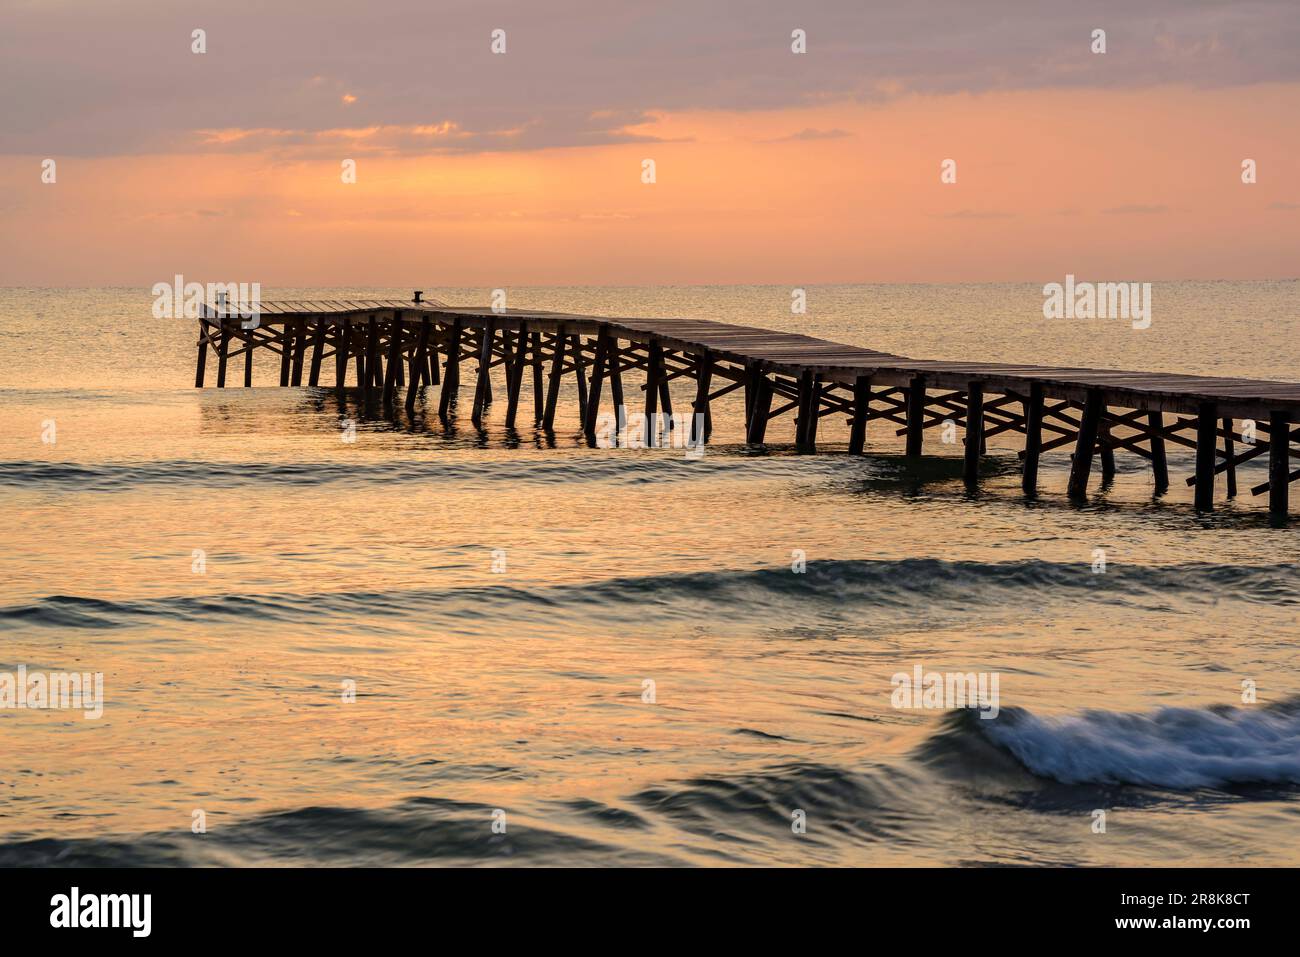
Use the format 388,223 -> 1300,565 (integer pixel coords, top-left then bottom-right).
905,375 -> 926,458
1021,383 -> 1043,494
1067,389 -> 1103,500
963,381 -> 984,484
1194,401 -> 1217,511
1269,410 -> 1290,518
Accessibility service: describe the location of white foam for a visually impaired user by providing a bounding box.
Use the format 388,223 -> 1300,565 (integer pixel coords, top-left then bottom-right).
982,704 -> 1300,788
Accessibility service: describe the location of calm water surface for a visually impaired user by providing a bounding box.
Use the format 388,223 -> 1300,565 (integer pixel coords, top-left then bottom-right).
1,283 -> 1298,866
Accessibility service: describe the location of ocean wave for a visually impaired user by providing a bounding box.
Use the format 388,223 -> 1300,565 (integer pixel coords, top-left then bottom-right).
3,558 -> 1296,632
0,797 -> 672,867
0,455 -> 778,492
922,700 -> 1300,790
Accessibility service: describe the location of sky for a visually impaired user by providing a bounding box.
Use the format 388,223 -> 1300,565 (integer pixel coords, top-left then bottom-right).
1,0 -> 1298,286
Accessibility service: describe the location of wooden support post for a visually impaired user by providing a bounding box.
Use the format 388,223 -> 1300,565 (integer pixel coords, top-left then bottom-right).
806,377 -> 821,452
644,341 -> 664,445
1222,417 -> 1237,498
216,323 -> 230,388
291,320 -> 307,386
308,319 -> 326,386
964,381 -> 984,484
543,326 -> 567,430
243,329 -> 253,387
195,322 -> 209,388
1099,417 -> 1116,481
583,328 -> 611,441
743,360 -> 758,429
438,321 -> 462,418
382,313 -> 404,409
505,327 -> 527,428
428,323 -> 441,386
848,375 -> 870,454
572,334 -> 588,418
405,317 -> 431,412
355,324 -> 367,393
335,318 -> 350,389
1194,402 -> 1217,511
1021,383 -> 1043,494
657,365 -> 673,433
1148,410 -> 1168,493
607,339 -> 625,437
531,330 -> 544,422
472,320 -> 496,423
1067,389 -> 1103,500
1269,410 -> 1290,518
691,351 -> 713,446
795,370 -> 815,452
747,374 -> 773,445
279,324 -> 293,386
365,321 -> 381,400
905,376 -> 926,458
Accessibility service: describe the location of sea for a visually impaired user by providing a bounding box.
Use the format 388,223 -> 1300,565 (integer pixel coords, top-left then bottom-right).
1,282 -> 1298,866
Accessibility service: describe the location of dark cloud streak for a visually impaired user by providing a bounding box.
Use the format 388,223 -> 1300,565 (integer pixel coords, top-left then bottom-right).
1,0 -> 1298,156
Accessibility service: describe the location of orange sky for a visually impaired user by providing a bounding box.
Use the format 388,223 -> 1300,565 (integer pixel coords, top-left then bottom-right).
4,83 -> 1298,286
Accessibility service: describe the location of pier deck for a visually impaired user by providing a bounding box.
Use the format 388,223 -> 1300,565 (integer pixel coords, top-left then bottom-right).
194,298 -> 1300,516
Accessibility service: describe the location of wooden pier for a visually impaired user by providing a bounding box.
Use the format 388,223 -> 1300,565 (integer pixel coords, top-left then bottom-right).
195,297 -> 1300,516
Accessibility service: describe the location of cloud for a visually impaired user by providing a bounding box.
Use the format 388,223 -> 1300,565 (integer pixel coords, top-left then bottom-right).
2,0 -> 1298,157
1103,204 -> 1170,215
764,128 -> 854,142
937,209 -> 1014,220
